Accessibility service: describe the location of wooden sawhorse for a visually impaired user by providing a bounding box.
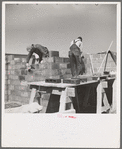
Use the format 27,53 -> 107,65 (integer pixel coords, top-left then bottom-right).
28,80 -> 102,113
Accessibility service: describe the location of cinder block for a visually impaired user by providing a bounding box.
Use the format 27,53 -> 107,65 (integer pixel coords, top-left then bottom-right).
49,51 -> 59,57
63,78 -> 80,84
8,65 -> 14,70
21,58 -> 27,63
5,80 -> 10,85
5,75 -> 9,80
14,64 -> 24,69
20,63 -> 26,69
14,58 -> 22,63
9,75 -> 19,80
25,74 -> 35,82
8,85 -> 15,90
43,57 -> 55,63
62,58 -> 70,63
21,69 -> 27,75
14,85 -> 30,91
48,75 -> 60,79
6,55 -> 14,62
5,84 -> 8,90
4,95 -> 9,102
45,78 -> 61,83
19,75 -> 25,81
39,63 -> 59,70
5,70 -> 11,75
11,90 -> 21,96
34,76 -> 46,81
59,69 -> 71,75
34,69 -> 60,77
59,63 -> 71,69
61,74 -> 72,79
54,57 -> 63,63
10,80 -> 21,85
21,91 -> 31,98
10,60 -> 16,65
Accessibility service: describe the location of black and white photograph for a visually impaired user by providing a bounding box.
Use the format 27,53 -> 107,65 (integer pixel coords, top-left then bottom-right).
2,1 -> 121,148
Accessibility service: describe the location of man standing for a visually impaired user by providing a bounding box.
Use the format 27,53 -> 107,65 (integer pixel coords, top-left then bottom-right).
26,44 -> 49,70
69,37 -> 85,77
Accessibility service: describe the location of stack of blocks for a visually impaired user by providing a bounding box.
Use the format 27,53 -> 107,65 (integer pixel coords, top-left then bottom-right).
5,51 -> 116,112
5,51 -> 72,107
5,55 -> 31,105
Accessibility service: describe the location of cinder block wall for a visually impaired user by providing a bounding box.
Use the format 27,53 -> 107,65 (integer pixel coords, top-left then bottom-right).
5,51 -> 116,107
5,51 -> 72,105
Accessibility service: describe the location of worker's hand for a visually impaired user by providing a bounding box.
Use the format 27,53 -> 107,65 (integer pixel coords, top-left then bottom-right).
26,63 -> 31,70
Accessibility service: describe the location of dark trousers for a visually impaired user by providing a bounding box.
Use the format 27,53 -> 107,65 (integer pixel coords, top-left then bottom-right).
69,44 -> 85,77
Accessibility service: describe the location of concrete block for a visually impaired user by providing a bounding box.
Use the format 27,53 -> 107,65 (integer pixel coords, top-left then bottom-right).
19,75 -> 25,81
45,78 -> 61,83
14,64 -> 24,69
20,63 -> 26,69
59,69 -> 71,75
21,91 -> 31,98
54,57 -> 64,63
14,85 -> 30,91
10,60 -> 16,65
39,62 -> 59,70
9,75 -> 19,80
48,75 -> 60,79
10,80 -> 21,85
34,69 -> 60,77
61,74 -> 72,79
62,57 -> 70,63
21,69 -> 27,75
11,90 -> 21,96
5,80 -> 10,85
6,55 -> 14,62
10,70 -> 21,75
14,58 -> 22,63
5,70 -> 11,75
25,75 -> 35,82
49,51 -> 59,57
8,85 -> 15,90
4,95 -> 9,102
8,65 -> 14,70
43,57 -> 55,63
59,63 -> 70,69
5,90 -> 11,95
21,58 -> 27,63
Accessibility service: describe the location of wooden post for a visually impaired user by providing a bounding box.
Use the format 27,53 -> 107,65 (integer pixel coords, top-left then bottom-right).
97,82 -> 102,113
29,88 -> 37,104
111,79 -> 116,112
59,87 -> 68,112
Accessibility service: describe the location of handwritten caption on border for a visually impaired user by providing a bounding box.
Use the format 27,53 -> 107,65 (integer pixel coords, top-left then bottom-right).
57,114 -> 76,119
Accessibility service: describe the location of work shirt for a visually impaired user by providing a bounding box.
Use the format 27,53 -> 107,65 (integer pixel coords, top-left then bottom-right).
26,44 -> 49,63
70,39 -> 83,53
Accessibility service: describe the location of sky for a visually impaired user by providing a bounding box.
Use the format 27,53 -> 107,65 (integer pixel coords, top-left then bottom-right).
5,2 -> 117,57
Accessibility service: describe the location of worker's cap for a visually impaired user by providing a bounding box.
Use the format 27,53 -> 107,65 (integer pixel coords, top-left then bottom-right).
78,37 -> 82,41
